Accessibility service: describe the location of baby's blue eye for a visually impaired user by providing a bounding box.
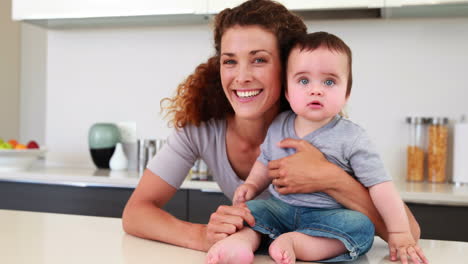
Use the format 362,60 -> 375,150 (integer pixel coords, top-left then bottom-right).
324,79 -> 335,86
299,78 -> 309,85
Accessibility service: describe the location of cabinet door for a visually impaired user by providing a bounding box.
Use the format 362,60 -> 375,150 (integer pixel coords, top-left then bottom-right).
207,0 -> 245,14
386,0 -> 468,7
383,0 -> 468,17
407,203 -> 468,242
163,189 -> 188,221
12,0 -> 206,20
0,180 -> 133,218
279,0 -> 384,10
0,181 -> 188,220
207,0 -> 384,14
188,190 -> 231,224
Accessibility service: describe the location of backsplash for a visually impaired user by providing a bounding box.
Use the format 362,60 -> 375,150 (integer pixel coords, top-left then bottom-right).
20,17 -> 468,180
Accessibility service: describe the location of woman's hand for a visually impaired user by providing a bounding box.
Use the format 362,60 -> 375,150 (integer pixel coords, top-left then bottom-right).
268,138 -> 338,195
203,203 -> 255,250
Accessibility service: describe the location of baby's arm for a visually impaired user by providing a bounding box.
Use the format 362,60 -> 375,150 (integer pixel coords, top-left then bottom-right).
370,182 -> 428,264
233,161 -> 271,205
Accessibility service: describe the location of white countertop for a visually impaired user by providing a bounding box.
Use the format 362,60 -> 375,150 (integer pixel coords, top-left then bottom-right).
1,164 -> 468,206
1,209 -> 467,264
0,164 -> 221,191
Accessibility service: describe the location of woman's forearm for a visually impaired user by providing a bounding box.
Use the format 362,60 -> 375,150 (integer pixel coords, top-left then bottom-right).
122,170 -> 209,251
122,200 -> 208,251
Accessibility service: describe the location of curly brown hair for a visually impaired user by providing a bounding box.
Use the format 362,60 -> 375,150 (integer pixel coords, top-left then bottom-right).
161,0 -> 307,128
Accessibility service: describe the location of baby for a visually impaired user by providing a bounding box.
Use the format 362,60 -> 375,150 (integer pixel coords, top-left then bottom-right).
206,32 -> 428,264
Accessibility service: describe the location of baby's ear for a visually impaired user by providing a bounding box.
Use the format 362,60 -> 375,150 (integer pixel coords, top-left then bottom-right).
285,90 -> 290,102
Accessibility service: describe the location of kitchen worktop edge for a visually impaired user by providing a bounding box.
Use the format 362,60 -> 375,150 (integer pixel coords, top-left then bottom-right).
1,165 -> 467,206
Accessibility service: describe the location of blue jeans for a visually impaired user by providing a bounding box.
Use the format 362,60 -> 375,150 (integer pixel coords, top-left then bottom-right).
246,196 -> 375,262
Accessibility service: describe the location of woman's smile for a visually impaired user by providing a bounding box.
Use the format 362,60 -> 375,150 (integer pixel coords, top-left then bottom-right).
235,89 -> 263,99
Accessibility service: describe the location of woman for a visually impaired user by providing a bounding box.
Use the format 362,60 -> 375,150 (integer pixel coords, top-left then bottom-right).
122,0 -> 420,252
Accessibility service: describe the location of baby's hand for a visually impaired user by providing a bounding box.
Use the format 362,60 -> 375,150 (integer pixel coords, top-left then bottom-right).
388,231 -> 429,264
233,183 -> 258,205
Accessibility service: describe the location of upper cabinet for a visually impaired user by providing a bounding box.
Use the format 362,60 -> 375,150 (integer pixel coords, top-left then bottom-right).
207,0 -> 384,14
384,0 -> 468,17
386,0 -> 468,7
279,0 -> 384,11
11,0 -> 388,21
11,0 -> 468,24
12,0 -> 206,20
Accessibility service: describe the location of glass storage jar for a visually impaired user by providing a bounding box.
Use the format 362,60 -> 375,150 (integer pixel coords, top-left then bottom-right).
427,117 -> 449,183
406,117 -> 426,182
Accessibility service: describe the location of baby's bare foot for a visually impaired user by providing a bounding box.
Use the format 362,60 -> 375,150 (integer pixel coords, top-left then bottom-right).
205,238 -> 254,264
269,234 -> 296,264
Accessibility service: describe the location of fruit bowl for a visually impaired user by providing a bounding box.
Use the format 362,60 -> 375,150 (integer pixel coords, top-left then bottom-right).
0,148 -> 47,171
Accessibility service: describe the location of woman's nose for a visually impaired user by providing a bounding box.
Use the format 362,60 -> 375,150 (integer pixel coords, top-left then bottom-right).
235,64 -> 253,83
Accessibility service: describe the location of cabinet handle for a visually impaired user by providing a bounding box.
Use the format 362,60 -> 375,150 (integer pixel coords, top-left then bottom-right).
201,188 -> 222,193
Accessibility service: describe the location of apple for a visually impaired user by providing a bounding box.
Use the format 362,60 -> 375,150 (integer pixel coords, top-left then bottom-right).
27,141 -> 40,149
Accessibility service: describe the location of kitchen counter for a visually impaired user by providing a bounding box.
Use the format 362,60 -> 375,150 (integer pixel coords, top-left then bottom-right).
0,165 -> 467,206
1,209 -> 467,264
0,165 -> 221,191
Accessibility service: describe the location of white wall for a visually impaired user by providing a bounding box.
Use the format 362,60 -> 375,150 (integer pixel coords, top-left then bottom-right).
22,17 -> 468,180
0,0 -> 20,140
19,23 -> 47,145
45,24 -> 212,166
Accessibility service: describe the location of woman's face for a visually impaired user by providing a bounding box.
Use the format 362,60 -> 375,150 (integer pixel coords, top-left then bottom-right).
220,25 -> 282,120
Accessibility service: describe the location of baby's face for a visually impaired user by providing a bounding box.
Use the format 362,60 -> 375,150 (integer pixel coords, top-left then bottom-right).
286,46 -> 349,123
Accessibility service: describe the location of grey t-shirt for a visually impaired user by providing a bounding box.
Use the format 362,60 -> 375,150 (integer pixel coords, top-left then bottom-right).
259,110 -> 392,209
147,118 -> 268,201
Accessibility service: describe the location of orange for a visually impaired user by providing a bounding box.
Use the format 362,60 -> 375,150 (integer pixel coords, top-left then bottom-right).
15,144 -> 27,149
8,139 -> 18,147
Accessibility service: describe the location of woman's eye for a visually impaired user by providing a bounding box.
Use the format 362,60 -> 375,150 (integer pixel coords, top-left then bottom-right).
253,58 -> 266,64
299,78 -> 309,85
222,59 -> 236,65
324,79 -> 335,86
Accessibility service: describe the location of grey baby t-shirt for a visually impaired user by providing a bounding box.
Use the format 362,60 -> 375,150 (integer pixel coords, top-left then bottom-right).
259,110 -> 392,209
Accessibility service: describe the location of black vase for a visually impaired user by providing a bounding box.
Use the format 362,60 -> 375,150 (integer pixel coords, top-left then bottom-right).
90,147 -> 116,169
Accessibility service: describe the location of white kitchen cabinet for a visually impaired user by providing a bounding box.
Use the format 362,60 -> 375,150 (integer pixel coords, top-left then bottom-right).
383,0 -> 468,18
207,0 -> 385,14
12,0 -> 468,23
12,0 -> 206,20
206,0 -> 245,14
279,0 -> 384,11
386,0 -> 468,7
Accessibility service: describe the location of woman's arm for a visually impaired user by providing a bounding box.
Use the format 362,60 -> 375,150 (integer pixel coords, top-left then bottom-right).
122,169 -> 254,251
267,138 -> 420,242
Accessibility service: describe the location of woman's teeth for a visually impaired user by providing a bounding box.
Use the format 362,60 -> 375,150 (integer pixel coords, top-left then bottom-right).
236,90 -> 261,98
